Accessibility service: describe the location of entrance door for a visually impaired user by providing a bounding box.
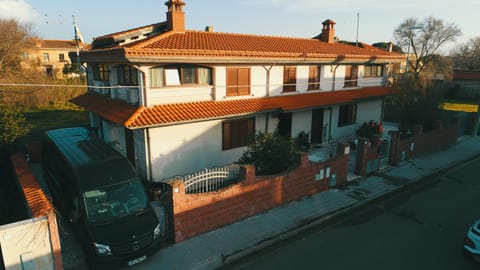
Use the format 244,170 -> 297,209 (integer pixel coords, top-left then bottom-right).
311,109 -> 324,145
277,113 -> 292,138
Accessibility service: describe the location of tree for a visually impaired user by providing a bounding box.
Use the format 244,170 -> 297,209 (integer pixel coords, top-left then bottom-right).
0,110 -> 33,149
0,19 -> 34,73
394,17 -> 461,78
451,37 -> 480,70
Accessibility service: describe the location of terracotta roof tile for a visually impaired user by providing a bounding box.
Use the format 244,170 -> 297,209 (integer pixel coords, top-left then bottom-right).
72,87 -> 399,129
11,154 -> 53,218
81,26 -> 404,61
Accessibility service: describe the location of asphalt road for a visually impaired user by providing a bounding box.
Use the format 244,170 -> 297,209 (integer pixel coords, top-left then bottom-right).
223,157 -> 480,270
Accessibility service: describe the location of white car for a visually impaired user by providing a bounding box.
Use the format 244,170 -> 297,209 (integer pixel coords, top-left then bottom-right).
464,219 -> 480,261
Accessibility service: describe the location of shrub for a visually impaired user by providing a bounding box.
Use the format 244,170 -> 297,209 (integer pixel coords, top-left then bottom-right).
238,131 -> 296,175
0,109 -> 33,150
294,131 -> 310,152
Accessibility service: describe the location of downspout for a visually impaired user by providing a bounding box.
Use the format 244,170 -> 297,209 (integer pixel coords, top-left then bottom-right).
263,65 -> 273,132
329,107 -> 333,142
330,65 -> 339,91
145,129 -> 153,181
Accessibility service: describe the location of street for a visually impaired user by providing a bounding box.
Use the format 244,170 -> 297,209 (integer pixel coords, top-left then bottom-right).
223,157 -> 480,270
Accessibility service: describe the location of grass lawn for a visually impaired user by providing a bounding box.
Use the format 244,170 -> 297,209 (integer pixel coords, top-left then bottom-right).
23,107 -> 89,131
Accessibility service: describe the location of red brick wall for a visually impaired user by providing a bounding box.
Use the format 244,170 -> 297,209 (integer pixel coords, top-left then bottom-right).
390,120 -> 458,164
169,145 -> 349,243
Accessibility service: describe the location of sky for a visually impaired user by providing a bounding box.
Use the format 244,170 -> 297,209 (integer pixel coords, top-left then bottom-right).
0,0 -> 477,54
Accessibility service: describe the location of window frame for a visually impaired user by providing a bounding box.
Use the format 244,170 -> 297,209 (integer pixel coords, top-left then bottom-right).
226,67 -> 251,97
59,53 -> 65,62
43,53 -> 50,63
308,65 -> 321,91
222,117 -> 255,150
149,64 -> 213,88
364,65 -> 384,78
283,66 -> 297,92
93,64 -> 110,82
344,65 -> 358,88
338,104 -> 357,127
117,65 -> 138,86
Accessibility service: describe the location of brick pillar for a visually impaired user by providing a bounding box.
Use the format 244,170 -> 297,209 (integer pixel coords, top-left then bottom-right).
355,137 -> 369,175
388,130 -> 400,165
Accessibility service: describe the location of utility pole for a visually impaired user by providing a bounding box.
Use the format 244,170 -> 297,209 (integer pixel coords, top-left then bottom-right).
72,15 -> 82,74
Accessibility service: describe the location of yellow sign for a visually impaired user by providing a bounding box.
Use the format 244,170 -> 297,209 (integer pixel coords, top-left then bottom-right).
439,103 -> 479,113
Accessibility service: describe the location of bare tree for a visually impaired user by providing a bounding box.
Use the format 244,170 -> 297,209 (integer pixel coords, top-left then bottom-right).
394,17 -> 461,78
451,37 -> 480,70
0,19 -> 35,72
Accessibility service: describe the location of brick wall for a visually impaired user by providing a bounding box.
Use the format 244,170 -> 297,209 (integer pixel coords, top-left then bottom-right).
355,135 -> 382,175
168,143 -> 349,243
389,120 -> 458,165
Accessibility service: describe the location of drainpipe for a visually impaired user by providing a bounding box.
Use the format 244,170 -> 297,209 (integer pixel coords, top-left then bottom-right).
330,65 -> 339,91
329,107 -> 333,142
262,65 -> 273,97
146,129 -> 153,181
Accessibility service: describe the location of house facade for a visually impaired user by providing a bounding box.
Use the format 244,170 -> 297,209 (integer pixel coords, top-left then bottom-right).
22,39 -> 84,77
72,0 -> 404,182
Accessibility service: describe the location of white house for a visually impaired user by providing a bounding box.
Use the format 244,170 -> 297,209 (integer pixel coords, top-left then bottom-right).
72,0 -> 404,182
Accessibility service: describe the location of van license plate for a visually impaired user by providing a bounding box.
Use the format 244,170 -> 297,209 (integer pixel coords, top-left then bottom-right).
128,255 -> 146,266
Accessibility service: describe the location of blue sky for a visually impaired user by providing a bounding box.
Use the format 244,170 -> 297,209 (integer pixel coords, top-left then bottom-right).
0,0 -> 477,53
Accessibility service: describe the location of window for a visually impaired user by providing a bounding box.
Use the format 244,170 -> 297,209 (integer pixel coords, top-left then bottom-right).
93,64 -> 110,81
222,118 -> 255,150
226,67 -> 250,97
59,53 -> 65,62
338,104 -> 357,127
344,65 -> 358,87
364,65 -> 384,77
149,65 -> 212,88
118,65 -> 138,86
43,53 -> 50,62
283,66 -> 296,92
308,66 -> 320,90
23,52 -> 29,60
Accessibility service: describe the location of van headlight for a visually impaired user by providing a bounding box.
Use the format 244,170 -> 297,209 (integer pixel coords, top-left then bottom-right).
153,223 -> 161,240
94,242 -> 112,256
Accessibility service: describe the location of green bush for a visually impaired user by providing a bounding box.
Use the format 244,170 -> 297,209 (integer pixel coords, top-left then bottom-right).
294,131 -> 311,152
0,109 -> 33,150
238,131 -> 296,175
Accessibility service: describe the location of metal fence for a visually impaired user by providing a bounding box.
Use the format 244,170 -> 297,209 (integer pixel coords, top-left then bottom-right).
182,164 -> 241,194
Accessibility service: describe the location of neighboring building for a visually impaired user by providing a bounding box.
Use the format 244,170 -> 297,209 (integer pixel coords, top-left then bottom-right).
451,70 -> 480,99
22,39 -> 84,77
72,0 -> 404,182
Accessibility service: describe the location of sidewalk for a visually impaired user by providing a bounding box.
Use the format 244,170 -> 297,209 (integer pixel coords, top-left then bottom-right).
128,136 -> 480,270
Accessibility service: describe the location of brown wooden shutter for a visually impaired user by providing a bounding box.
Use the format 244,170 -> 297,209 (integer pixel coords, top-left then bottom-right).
283,66 -> 296,92
226,68 -> 238,97
237,68 -> 250,96
308,66 -> 320,90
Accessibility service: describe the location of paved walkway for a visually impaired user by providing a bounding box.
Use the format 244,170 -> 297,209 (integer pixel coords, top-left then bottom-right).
128,136 -> 480,270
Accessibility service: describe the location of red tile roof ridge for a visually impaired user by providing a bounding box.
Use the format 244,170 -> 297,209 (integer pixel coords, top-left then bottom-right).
10,153 -> 53,218
125,105 -> 146,127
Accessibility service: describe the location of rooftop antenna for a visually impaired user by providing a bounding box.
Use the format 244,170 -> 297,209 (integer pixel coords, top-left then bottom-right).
355,12 -> 360,47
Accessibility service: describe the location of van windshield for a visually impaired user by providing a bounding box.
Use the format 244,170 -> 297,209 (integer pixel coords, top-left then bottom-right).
83,179 -> 148,224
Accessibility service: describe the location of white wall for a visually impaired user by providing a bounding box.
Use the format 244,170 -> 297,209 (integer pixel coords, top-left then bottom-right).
148,119 -> 244,180
292,110 -> 312,137
0,218 -> 54,270
357,99 -> 383,124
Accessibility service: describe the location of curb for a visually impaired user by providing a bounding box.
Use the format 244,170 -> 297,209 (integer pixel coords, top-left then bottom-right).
221,147 -> 480,268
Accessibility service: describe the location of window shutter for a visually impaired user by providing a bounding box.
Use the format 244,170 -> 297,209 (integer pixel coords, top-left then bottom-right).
237,68 -> 250,96
226,68 -> 238,97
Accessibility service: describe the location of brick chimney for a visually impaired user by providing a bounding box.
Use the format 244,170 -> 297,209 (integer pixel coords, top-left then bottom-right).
320,19 -> 336,43
165,0 -> 185,32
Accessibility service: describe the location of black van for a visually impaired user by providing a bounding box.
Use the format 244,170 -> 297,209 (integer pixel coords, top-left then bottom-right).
42,127 -> 161,269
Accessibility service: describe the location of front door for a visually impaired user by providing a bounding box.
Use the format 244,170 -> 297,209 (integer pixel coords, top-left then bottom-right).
277,113 -> 292,138
311,109 -> 324,145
